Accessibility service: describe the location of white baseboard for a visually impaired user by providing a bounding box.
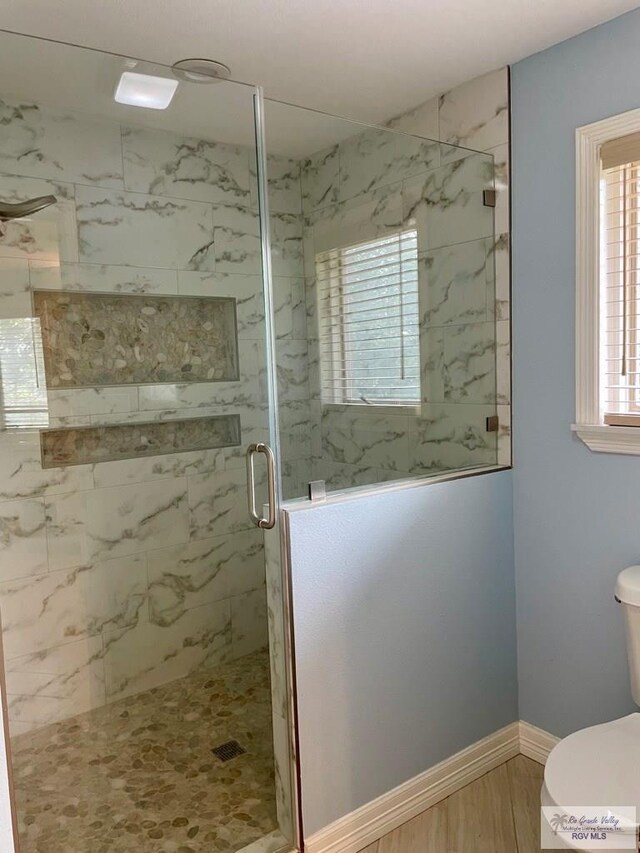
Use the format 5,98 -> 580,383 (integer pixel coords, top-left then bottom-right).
519,720 -> 560,765
304,720 -> 561,853
304,722 -> 521,853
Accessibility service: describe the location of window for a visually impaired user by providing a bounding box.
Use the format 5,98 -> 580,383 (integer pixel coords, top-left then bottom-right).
0,318 -> 49,429
601,141 -> 640,426
316,227 -> 420,407
575,113 -> 640,454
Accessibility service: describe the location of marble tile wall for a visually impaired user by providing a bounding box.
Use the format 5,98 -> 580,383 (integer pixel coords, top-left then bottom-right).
389,67 -> 511,466
264,523 -> 295,842
0,96 -> 305,735
297,67 -> 510,492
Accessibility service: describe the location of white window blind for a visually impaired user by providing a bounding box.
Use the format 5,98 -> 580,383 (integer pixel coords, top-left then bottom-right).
0,318 -> 49,429
316,227 -> 420,407
601,149 -> 640,426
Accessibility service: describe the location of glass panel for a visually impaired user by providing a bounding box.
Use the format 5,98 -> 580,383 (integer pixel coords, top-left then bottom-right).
0,29 -> 295,853
262,99 -> 498,499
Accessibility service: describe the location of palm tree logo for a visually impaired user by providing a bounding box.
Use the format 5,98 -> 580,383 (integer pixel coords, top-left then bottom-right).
549,812 -> 569,834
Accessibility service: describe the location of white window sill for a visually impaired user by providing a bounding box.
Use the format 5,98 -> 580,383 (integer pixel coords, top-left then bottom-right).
321,402 -> 420,416
572,423 -> 640,455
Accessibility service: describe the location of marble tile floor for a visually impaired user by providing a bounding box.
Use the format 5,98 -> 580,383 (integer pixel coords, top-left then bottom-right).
10,649 -> 277,853
359,756 -> 564,853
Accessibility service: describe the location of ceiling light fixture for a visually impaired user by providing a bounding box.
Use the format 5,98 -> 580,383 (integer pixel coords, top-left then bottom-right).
114,71 -> 178,110
172,58 -> 231,84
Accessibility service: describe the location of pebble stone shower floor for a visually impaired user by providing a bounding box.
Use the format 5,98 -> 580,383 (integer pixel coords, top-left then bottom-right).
10,650 -> 277,853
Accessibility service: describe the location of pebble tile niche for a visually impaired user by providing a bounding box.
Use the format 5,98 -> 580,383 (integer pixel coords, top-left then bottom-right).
33,290 -> 241,466
33,290 -> 239,387
40,415 -> 241,468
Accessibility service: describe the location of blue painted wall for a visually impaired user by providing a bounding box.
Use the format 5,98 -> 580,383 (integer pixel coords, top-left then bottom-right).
511,9 -> 640,737
287,471 -> 517,835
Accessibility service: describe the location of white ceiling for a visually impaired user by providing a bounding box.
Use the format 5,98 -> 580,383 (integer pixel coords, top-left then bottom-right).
0,0 -> 637,157
0,0 -> 637,123
0,31 -> 370,157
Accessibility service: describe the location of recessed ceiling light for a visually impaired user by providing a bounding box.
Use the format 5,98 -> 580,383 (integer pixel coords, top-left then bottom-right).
114,72 -> 178,110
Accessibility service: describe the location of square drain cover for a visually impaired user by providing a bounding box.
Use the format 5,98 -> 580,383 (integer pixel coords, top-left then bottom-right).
212,739 -> 246,762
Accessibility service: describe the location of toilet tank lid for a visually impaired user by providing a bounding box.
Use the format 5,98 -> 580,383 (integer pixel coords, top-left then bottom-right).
616,565 -> 640,606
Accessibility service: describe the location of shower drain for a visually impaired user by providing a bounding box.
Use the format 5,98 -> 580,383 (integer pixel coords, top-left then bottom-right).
211,739 -> 246,762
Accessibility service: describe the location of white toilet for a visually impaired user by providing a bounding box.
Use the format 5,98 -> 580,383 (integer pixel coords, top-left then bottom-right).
541,566 -> 640,850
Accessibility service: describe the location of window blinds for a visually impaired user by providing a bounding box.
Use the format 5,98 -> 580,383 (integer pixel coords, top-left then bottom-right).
316,228 -> 420,406
602,151 -> 640,425
0,318 -> 49,429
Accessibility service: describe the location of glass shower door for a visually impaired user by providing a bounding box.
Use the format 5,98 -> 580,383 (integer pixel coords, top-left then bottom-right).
0,29 -> 297,853
261,98 -> 499,501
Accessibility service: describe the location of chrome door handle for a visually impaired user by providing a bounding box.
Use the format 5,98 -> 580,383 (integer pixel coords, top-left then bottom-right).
245,442 -> 276,529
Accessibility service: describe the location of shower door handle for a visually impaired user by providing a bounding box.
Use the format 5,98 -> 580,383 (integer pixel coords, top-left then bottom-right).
245,442 -> 276,529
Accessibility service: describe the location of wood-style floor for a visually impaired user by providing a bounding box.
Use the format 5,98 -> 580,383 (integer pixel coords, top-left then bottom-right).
360,756 -> 562,853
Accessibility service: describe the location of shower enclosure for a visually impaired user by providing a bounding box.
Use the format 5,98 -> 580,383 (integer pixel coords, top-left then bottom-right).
0,30 -> 296,853
0,26 -> 501,853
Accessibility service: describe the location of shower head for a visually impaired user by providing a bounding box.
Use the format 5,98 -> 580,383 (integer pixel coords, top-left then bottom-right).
0,195 -> 57,222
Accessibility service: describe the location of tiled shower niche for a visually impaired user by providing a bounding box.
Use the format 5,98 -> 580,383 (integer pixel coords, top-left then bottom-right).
40,415 -> 241,467
33,290 -> 239,387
